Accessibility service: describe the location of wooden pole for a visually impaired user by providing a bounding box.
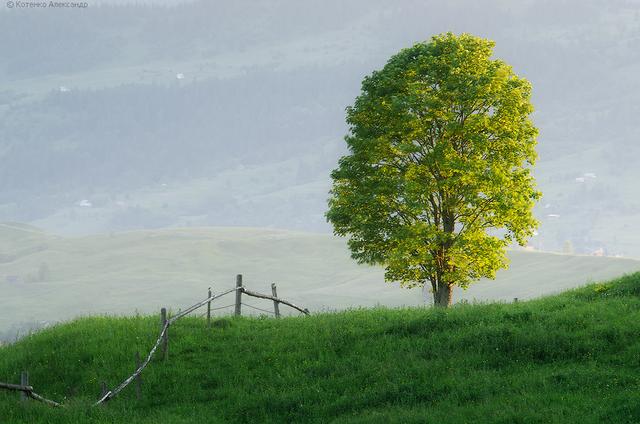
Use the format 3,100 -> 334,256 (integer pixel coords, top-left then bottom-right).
271,283 -> 281,318
0,381 -> 33,392
135,351 -> 142,400
161,307 -> 168,361
207,287 -> 212,327
0,381 -> 62,408
235,274 -> 243,316
20,371 -> 28,402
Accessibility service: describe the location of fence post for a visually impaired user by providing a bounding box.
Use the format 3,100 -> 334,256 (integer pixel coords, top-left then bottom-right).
235,274 -> 243,316
161,307 -> 168,361
100,381 -> 108,399
135,351 -> 142,400
20,371 -> 28,402
271,283 -> 281,318
514,298 -> 518,303
207,287 -> 212,327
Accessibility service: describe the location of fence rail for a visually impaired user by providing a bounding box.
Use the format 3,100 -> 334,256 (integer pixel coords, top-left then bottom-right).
0,380 -> 62,407
242,288 -> 310,315
0,275 -> 309,409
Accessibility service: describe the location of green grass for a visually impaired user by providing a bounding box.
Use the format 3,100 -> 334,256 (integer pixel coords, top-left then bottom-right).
1,224 -> 639,340
1,273 -> 640,423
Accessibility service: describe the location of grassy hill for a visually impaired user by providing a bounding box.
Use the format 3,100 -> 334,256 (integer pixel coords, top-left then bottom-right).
1,273 -> 639,423
1,223 -> 639,341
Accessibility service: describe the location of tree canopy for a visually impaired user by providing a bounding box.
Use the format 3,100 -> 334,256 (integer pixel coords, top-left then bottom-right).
326,33 -> 540,307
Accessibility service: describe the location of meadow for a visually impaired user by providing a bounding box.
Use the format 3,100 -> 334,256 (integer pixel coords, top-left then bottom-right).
1,273 -> 639,423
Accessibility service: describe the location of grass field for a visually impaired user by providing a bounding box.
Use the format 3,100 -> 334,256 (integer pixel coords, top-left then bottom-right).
1,223 -> 639,341
1,273 -> 639,423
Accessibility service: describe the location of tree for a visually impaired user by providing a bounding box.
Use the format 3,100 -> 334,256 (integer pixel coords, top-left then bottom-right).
563,240 -> 574,255
326,33 -> 540,307
38,262 -> 51,282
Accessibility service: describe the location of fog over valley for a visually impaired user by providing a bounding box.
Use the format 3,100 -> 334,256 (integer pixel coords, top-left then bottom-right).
0,0 -> 638,257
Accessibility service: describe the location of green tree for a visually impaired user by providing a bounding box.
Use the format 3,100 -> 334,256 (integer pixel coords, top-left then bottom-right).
327,33 -> 540,307
563,240 -> 574,255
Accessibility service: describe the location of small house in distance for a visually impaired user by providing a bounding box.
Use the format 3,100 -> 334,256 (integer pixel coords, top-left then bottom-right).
5,275 -> 20,284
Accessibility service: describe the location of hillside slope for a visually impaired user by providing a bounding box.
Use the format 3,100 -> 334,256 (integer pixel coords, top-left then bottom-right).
1,273 -> 639,423
1,224 -> 639,341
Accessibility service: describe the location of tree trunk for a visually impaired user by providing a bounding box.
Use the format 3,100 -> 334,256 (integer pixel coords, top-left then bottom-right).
433,282 -> 453,308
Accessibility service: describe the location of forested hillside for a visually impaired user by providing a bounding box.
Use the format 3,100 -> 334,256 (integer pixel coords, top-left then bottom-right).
1,0 -> 639,255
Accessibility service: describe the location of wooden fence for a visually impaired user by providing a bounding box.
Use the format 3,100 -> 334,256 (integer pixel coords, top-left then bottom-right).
0,274 -> 309,408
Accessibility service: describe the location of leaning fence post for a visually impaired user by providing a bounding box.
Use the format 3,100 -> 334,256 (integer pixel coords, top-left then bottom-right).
20,371 -> 28,402
161,307 -> 168,361
271,283 -> 281,318
235,274 -> 243,316
207,287 -> 212,327
135,351 -> 142,400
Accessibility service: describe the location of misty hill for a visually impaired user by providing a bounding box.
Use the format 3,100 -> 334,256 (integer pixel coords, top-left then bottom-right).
1,223 -> 638,341
2,273 -> 640,422
1,0 -> 639,256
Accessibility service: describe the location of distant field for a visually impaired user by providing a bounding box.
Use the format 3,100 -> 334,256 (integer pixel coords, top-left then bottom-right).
1,223 -> 639,340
